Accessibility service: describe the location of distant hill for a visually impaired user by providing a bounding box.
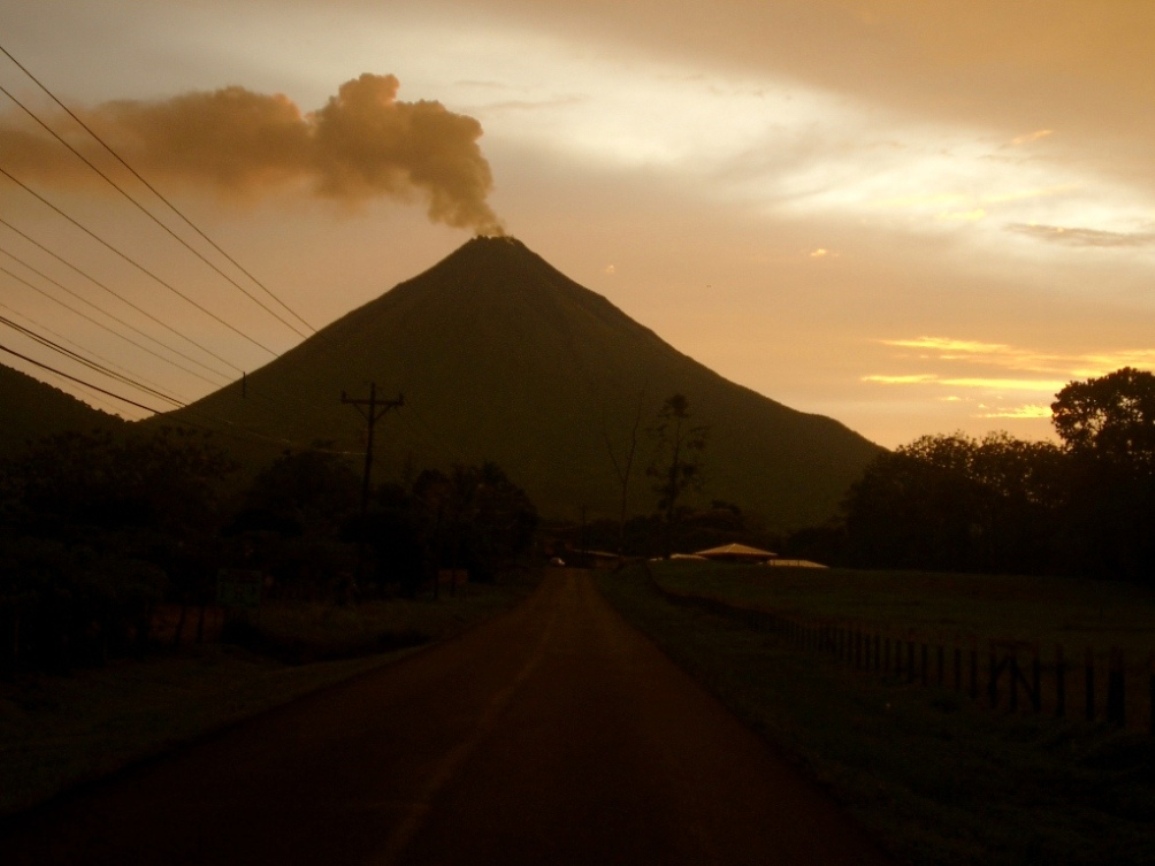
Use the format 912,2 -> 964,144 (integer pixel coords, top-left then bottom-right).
163,237 -> 882,528
0,363 -> 124,456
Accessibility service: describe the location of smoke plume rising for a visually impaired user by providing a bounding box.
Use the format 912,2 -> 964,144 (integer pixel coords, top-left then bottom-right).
0,74 -> 503,235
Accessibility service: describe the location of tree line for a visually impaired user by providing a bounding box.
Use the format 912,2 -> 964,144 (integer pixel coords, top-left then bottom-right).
0,428 -> 537,674
789,367 -> 1155,582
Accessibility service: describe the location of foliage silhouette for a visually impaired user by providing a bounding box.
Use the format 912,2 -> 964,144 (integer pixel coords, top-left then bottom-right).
824,367 -> 1155,582
648,394 -> 708,558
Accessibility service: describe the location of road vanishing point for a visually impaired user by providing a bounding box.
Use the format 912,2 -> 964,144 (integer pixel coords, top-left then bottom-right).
0,570 -> 894,865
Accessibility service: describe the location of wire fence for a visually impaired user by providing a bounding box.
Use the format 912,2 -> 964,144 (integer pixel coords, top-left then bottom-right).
648,575 -> 1155,736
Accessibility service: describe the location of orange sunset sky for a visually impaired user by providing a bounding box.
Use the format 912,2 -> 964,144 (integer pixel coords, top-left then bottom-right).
0,0 -> 1152,448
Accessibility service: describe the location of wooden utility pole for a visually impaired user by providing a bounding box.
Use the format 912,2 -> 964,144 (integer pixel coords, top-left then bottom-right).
341,383 -> 404,514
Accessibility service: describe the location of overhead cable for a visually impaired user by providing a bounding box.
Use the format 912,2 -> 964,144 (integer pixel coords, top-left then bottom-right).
0,298 -> 189,402
0,314 -> 185,407
0,339 -> 161,414
0,80 -> 311,340
0,41 -> 316,335
0,215 -> 239,376
0,164 -> 281,359
0,251 -> 229,386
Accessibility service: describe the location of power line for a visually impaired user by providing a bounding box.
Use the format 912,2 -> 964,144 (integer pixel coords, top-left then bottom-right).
0,215 -> 239,377
0,298 -> 188,403
0,339 -> 162,414
0,41 -> 317,336
0,249 -> 230,386
0,314 -> 185,407
0,178 -> 337,424
0,80 -> 311,340
0,164 -> 282,359
0,47 -> 422,455
0,48 -> 398,437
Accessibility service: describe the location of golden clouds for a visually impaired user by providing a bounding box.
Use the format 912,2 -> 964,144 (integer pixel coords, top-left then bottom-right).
865,336 -> 1155,430
863,374 -> 1064,393
978,405 -> 1051,420
885,337 -> 1009,354
0,74 -> 503,234
880,337 -> 1155,378
1005,224 -> 1155,249
1011,129 -> 1054,146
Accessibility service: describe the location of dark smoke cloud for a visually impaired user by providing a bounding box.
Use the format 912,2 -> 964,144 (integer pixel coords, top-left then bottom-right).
0,74 -> 503,235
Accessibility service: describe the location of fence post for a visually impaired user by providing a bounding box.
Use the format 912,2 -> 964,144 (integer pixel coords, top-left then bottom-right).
1055,645 -> 1066,719
1085,648 -> 1096,723
1107,647 -> 1125,727
936,644 -> 945,686
970,644 -> 979,701
1030,648 -> 1042,714
1148,654 -> 1155,737
920,642 -> 929,686
989,646 -> 999,708
1009,654 -> 1020,712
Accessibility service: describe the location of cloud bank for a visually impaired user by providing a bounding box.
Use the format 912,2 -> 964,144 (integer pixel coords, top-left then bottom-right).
0,73 -> 503,234
1005,223 -> 1155,248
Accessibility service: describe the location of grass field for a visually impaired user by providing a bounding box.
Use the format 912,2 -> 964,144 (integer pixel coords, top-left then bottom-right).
597,563 -> 1155,866
0,571 -> 539,816
649,561 -> 1155,654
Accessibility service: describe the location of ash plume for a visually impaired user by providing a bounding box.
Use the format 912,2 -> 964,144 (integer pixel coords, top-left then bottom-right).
0,73 -> 503,235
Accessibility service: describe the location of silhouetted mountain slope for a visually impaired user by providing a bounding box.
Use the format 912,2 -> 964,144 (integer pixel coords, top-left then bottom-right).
0,363 -> 124,456
165,237 -> 881,528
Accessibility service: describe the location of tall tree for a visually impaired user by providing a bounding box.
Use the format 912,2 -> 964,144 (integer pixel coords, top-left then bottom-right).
647,394 -> 707,558
842,431 -> 1063,574
1052,367 -> 1155,466
602,387 -> 647,557
240,444 -> 360,536
1051,367 -> 1155,580
413,462 -> 537,585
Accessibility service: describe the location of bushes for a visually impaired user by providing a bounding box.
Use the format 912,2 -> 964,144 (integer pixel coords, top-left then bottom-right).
0,426 -> 540,674
0,536 -> 166,674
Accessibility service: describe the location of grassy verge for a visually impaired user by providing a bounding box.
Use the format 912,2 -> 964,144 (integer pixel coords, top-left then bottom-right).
0,571 -> 539,816
597,564 -> 1155,866
650,561 -> 1155,653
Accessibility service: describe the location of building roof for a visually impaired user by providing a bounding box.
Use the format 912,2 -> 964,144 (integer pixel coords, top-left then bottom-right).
693,543 -> 778,560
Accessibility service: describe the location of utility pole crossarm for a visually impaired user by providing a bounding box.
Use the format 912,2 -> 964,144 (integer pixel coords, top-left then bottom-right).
341,382 -> 404,515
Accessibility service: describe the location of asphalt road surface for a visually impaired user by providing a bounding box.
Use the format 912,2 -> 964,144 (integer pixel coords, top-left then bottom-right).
0,570 -> 895,865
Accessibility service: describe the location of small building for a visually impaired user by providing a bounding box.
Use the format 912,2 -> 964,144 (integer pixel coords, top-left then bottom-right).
693,543 -> 778,564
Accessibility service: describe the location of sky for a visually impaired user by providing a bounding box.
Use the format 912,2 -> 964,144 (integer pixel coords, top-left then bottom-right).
0,0 -> 1152,448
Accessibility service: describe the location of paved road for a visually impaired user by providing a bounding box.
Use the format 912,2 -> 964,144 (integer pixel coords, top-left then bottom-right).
0,571 -> 894,865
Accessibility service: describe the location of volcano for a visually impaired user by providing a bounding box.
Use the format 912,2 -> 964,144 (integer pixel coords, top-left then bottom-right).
164,237 -> 880,528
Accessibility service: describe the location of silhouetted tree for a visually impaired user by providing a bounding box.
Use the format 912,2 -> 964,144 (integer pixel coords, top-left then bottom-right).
4,426 -> 235,534
413,463 -> 537,586
1052,367 -> 1155,465
842,431 -> 1062,573
647,394 -> 708,558
602,386 -> 647,557
0,427 -> 233,673
1052,367 -> 1155,580
238,444 -> 360,537
333,483 -> 422,598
